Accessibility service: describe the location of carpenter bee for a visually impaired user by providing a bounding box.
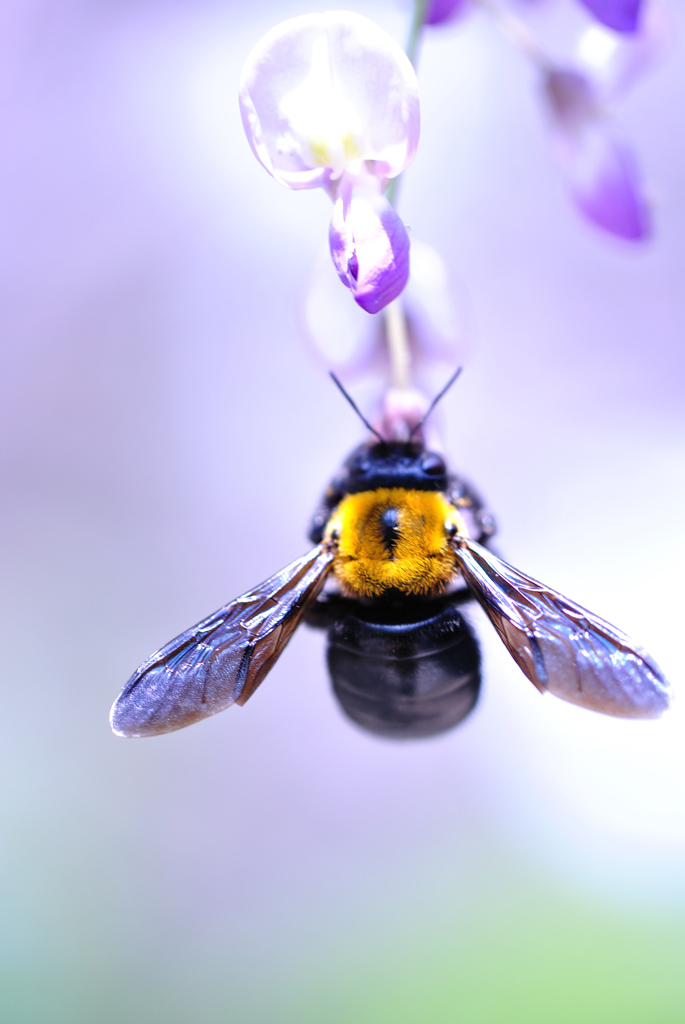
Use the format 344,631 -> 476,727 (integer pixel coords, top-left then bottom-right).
110,376 -> 671,739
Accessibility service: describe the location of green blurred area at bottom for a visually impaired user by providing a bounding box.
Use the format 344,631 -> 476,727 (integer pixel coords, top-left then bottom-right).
3,877 -> 684,1024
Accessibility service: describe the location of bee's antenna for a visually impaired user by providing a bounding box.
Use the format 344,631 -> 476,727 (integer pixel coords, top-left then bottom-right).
329,372 -> 384,442
409,367 -> 463,440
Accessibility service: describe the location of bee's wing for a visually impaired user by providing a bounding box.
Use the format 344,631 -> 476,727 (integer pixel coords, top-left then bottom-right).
110,545 -> 336,737
451,538 -> 671,718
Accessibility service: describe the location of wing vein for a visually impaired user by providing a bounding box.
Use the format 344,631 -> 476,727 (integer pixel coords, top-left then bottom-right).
110,544 -> 336,736
452,538 -> 670,719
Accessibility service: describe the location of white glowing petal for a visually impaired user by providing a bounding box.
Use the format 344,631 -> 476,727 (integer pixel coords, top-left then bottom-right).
577,25 -> 621,72
239,11 -> 420,190
279,35 -> 364,178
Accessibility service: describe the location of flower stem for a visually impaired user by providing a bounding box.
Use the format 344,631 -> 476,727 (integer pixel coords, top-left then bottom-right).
384,175 -> 400,210
473,0 -> 549,69
385,0 -> 428,209
383,0 -> 428,391
405,0 -> 429,67
385,298 -> 411,390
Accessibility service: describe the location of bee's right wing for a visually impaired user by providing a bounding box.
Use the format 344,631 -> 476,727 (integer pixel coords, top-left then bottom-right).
451,538 -> 671,719
110,544 -> 336,737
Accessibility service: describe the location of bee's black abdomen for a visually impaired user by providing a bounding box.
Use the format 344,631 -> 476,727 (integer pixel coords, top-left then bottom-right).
323,597 -> 481,738
305,438 -> 492,735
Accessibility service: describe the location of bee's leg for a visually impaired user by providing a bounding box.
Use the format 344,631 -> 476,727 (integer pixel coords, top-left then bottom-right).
308,482 -> 346,543
447,474 -> 497,545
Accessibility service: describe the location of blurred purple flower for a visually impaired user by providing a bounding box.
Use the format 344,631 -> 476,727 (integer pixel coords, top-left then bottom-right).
544,67 -> 650,241
376,386 -> 432,443
577,2 -> 668,99
239,11 -> 420,313
577,0 -> 642,34
301,240 -> 464,378
424,0 -> 471,27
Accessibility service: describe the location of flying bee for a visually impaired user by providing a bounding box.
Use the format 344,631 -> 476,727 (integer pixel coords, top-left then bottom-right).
110,374 -> 671,739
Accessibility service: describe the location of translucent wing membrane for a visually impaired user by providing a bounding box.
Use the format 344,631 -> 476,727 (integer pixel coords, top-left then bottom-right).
452,538 -> 671,718
111,545 -> 336,737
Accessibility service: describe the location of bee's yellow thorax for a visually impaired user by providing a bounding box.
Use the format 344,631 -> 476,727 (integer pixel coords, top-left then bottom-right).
325,488 -> 465,598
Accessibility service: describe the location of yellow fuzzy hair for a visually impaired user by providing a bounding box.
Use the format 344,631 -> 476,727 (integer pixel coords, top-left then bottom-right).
324,488 -> 465,598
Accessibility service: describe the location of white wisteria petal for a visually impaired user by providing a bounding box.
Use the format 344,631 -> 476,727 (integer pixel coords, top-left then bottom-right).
239,11 -> 420,191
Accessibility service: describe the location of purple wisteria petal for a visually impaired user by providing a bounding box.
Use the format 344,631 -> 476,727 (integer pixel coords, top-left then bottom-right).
239,11 -> 420,191
544,67 -> 650,240
425,0 -> 471,27
329,187 -> 410,314
553,123 -> 651,240
576,0 -> 642,34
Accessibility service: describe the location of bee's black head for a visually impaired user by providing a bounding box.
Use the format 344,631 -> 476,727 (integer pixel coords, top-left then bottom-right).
342,441 -> 448,494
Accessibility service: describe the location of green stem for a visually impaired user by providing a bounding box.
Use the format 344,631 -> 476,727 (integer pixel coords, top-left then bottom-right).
385,0 -> 428,209
405,0 -> 429,68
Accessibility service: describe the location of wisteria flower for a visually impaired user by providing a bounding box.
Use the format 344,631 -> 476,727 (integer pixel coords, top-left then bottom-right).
576,0 -> 642,34
543,65 -> 651,241
424,0 -> 471,27
239,11 -> 420,313
577,2 -> 667,99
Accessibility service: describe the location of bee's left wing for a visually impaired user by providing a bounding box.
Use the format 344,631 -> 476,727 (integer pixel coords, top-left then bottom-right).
110,544 -> 336,737
451,538 -> 671,718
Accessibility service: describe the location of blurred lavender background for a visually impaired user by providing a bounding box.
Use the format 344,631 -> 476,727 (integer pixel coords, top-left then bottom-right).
2,1 -> 685,1021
